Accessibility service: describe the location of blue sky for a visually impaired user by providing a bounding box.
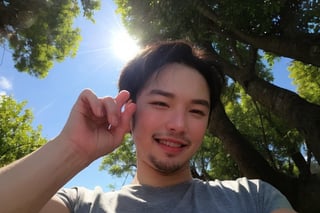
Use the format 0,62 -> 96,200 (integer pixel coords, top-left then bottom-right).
0,1 -> 296,191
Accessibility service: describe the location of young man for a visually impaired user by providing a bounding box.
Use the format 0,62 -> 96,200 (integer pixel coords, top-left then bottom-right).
0,41 -> 296,213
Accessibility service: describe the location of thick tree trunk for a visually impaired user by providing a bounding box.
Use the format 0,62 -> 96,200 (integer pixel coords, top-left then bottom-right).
208,101 -> 299,205
240,76 -> 320,163
196,2 -> 320,67
197,4 -> 320,162
296,175 -> 320,213
231,31 -> 320,67
209,101 -> 320,212
205,46 -> 320,164
193,3 -> 320,212
200,40 -> 320,211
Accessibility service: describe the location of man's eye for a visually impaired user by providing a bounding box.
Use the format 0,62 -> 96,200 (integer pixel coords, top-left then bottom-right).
190,109 -> 206,116
151,102 -> 168,107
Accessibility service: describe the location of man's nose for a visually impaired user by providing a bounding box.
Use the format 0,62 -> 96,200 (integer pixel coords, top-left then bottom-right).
166,110 -> 187,133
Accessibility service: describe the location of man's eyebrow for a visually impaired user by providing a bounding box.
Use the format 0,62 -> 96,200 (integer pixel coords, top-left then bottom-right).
192,99 -> 210,109
148,89 -> 174,98
148,89 -> 210,109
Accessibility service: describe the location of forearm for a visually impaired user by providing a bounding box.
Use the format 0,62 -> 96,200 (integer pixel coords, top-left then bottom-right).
0,89 -> 135,213
0,137 -> 90,213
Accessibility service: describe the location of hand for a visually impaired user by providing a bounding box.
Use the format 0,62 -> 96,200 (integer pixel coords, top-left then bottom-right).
58,89 -> 136,163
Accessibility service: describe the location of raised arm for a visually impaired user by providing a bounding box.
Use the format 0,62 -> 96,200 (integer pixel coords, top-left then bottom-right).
0,89 -> 136,213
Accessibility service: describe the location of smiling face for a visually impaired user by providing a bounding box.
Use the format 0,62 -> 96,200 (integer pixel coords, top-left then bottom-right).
131,63 -> 210,177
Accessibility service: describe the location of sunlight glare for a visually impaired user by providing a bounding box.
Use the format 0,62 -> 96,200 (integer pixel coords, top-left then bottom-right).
111,30 -> 140,62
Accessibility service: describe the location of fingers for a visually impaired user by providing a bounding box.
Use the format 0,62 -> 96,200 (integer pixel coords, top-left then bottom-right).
101,90 -> 131,127
119,101 -> 136,132
76,89 -> 104,117
76,89 -> 135,132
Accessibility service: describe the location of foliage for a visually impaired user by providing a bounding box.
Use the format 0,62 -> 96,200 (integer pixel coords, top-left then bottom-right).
0,0 -> 101,78
289,61 -> 320,105
115,0 -> 320,40
0,95 -> 47,167
100,134 -> 136,178
208,0 -> 320,35
263,52 -> 280,67
224,82 -> 302,176
80,0 -> 101,22
114,0 -> 320,67
191,133 -> 239,180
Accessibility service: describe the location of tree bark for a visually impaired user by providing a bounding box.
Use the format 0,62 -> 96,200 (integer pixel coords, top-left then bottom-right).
209,101 -> 320,213
234,32 -> 320,67
204,46 -> 320,164
209,101 -> 298,199
242,76 -> 320,163
196,1 -> 320,67
203,42 -> 320,212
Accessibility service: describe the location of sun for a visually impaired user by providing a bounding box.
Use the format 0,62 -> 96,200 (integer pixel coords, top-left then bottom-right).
111,29 -> 140,62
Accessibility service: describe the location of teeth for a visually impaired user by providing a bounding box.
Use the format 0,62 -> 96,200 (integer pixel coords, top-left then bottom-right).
158,140 -> 182,148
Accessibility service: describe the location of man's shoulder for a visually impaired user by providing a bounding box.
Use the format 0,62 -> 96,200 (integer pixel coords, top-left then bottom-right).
192,177 -> 264,194
193,177 -> 261,186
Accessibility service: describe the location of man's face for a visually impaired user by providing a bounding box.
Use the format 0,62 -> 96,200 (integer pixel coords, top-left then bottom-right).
131,63 -> 210,174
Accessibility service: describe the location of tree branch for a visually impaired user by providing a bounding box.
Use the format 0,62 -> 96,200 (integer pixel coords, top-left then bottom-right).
291,151 -> 311,179
196,0 -> 320,66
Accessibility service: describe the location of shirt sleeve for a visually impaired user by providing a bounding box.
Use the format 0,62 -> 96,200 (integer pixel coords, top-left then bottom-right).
56,187 -> 102,213
56,187 -> 79,212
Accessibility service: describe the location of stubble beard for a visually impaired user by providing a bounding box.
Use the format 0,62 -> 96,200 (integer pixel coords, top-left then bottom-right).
149,154 -> 187,175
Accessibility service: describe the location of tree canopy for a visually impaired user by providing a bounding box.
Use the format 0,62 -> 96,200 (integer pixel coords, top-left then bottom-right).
0,0 -> 101,78
102,1 -> 320,212
0,95 -> 46,167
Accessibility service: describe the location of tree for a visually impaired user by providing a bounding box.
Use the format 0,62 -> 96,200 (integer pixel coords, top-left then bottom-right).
103,1 -> 320,212
0,0 -> 101,78
99,134 -> 136,178
289,61 -> 320,105
0,95 -> 46,167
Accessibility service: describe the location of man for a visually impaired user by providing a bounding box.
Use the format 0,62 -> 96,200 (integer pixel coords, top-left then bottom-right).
0,41 -> 296,213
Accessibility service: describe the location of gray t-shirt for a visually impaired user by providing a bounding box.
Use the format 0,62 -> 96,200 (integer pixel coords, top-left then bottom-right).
57,177 -> 293,213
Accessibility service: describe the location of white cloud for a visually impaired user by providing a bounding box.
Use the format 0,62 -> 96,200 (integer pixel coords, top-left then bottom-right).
0,91 -> 7,96
0,76 -> 12,90
0,76 -> 12,97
